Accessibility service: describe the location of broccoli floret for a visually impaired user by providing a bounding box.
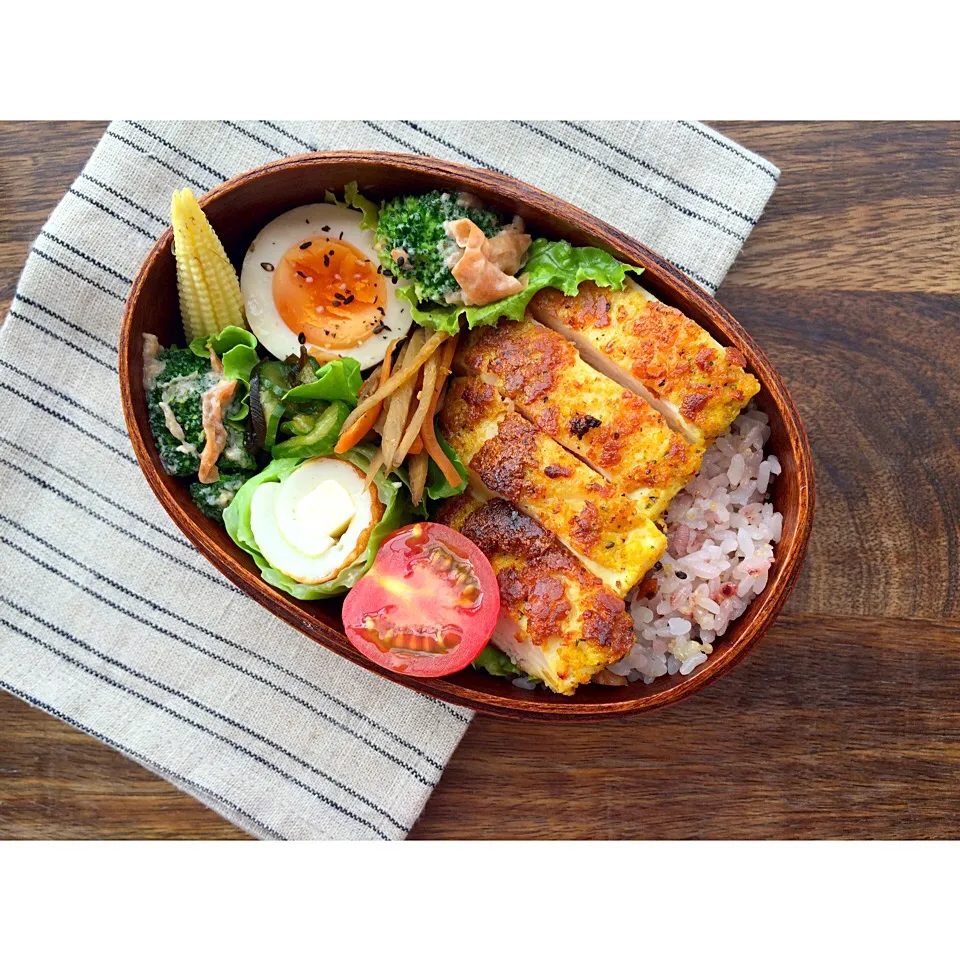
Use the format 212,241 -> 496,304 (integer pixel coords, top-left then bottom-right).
146,346 -> 256,477
148,395 -> 200,476
375,191 -> 503,303
152,346 -> 209,386
190,474 -> 248,522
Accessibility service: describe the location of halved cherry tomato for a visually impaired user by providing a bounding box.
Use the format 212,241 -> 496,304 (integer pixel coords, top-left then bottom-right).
342,522 -> 500,677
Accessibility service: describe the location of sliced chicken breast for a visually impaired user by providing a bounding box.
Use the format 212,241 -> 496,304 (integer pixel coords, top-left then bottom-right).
454,315 -> 705,517
438,493 -> 635,695
530,279 -> 760,446
438,376 -> 666,598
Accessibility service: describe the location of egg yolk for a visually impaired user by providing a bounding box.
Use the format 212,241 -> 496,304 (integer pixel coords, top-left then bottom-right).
272,238 -> 386,352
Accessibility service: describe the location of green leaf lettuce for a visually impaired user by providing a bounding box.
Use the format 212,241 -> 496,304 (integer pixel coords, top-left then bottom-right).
324,181 -> 380,232
400,239 -> 643,336
189,325 -> 260,420
281,356 -> 362,408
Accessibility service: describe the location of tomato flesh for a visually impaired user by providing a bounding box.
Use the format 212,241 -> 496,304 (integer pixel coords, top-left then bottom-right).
342,522 -> 500,677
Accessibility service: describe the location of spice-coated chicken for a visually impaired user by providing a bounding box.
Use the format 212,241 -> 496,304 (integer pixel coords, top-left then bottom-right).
455,315 -> 706,518
530,279 -> 760,446
438,493 -> 636,695
438,376 -> 665,598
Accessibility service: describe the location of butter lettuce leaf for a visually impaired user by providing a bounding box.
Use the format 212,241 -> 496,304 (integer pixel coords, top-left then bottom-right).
471,645 -> 539,685
424,426 -> 468,502
472,645 -> 523,677
189,325 -> 257,364
223,444 -> 409,600
401,239 -> 643,336
324,181 -> 380,232
282,356 -> 362,407
345,181 -> 379,231
188,325 -> 260,420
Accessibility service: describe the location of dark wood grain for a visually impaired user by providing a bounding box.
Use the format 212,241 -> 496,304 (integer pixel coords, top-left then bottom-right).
118,151 -> 813,720
1,121 -> 958,838
412,613 -> 960,839
0,122 -> 108,319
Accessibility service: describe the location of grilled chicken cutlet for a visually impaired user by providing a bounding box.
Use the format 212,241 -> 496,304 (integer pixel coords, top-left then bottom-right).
455,315 -> 706,518
439,376 -> 666,597
438,493 -> 635,694
530,279 -> 760,446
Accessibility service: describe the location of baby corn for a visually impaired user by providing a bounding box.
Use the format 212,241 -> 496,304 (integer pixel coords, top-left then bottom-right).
171,189 -> 245,341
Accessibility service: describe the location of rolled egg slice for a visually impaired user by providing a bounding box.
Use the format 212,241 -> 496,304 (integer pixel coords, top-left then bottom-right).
240,202 -> 413,369
249,458 -> 383,584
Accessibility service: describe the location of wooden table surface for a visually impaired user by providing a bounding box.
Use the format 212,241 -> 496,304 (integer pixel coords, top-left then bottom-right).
1,122 -> 957,839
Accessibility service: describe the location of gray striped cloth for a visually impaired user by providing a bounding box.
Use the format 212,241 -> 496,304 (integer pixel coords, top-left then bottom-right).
0,121 -> 778,839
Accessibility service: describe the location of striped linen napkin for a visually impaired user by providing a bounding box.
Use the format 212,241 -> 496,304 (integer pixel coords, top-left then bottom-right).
0,121 -> 779,840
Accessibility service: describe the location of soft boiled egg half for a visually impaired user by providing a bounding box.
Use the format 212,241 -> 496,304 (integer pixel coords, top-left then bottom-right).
249,458 -> 384,584
241,203 -> 413,369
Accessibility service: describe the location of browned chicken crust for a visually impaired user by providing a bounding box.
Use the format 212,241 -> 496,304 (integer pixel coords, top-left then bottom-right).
438,376 -> 666,597
530,281 -> 759,445
455,316 -> 706,517
438,494 -> 635,694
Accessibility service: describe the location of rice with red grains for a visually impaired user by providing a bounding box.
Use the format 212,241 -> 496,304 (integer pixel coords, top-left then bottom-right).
608,404 -> 783,685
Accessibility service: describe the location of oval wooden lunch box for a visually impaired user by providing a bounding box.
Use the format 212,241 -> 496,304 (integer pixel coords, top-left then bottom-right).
119,151 -> 815,721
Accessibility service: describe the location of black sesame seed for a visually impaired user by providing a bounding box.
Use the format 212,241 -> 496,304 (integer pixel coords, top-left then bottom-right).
298,332 -> 306,344
391,276 -> 398,285
342,294 -> 354,305
299,241 -> 312,250
377,265 -> 382,274
382,268 -> 393,278
676,571 -> 687,579
339,231 -> 343,239
322,225 -> 330,232
260,262 -> 274,272
372,322 -> 392,335
296,271 -> 306,279
323,255 -> 330,267
377,306 -> 386,315
397,257 -> 405,267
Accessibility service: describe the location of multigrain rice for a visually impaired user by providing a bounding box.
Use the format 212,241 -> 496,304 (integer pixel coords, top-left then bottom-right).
610,404 -> 783,684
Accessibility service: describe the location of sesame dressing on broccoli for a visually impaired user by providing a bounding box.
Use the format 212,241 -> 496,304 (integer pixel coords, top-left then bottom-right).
146,345 -> 255,477
374,191 -> 503,304
190,474 -> 247,522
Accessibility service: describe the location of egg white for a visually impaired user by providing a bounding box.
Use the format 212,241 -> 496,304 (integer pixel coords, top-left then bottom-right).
240,203 -> 413,369
249,458 -> 378,584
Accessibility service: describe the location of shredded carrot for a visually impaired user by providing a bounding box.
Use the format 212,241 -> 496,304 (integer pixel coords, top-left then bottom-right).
334,341 -> 396,454
393,351 -> 440,468
408,436 -> 423,455
421,407 -> 461,487
416,332 -> 462,487
380,329 -> 423,467
341,330 -> 448,434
